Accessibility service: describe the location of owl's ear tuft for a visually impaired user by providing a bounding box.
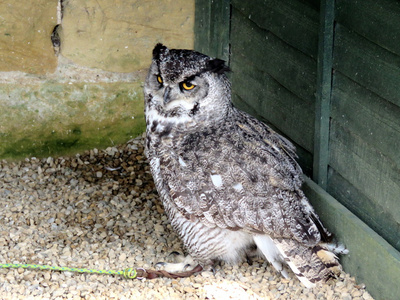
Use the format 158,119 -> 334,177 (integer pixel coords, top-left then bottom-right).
153,43 -> 168,60
206,58 -> 231,74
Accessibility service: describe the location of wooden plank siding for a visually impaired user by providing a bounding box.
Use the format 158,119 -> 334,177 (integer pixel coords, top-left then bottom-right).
333,24 -> 400,107
230,55 -> 315,153
331,74 -> 400,169
230,3 -> 318,175
336,0 -> 400,57
230,7 -> 318,105
330,2 -> 400,253
232,0 -> 320,58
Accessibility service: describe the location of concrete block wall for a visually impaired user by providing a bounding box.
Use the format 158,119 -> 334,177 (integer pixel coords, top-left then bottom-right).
0,0 -> 194,160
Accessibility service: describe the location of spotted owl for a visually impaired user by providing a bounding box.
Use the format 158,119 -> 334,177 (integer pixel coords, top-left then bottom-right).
144,43 -> 348,287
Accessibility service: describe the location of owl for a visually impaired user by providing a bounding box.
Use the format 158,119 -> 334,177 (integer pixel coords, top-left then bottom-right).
144,43 -> 348,288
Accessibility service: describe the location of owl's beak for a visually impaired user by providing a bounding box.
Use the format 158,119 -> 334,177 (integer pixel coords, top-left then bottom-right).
163,87 -> 172,105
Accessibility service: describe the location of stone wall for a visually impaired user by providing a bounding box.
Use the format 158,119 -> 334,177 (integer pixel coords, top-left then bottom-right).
0,0 -> 195,160
0,1 -> 58,74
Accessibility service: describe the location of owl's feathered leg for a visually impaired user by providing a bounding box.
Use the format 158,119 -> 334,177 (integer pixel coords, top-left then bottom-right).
254,234 -> 348,288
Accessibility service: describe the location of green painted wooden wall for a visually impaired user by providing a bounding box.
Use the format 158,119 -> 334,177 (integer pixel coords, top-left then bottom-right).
329,0 -> 400,252
195,0 -> 400,299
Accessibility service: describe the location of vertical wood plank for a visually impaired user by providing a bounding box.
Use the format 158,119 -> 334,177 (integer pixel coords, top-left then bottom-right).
313,0 -> 334,189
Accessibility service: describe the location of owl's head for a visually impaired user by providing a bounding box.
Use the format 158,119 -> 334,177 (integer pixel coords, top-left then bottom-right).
144,43 -> 231,125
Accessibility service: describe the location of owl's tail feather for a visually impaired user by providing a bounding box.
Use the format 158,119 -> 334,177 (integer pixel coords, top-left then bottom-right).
254,235 -> 348,288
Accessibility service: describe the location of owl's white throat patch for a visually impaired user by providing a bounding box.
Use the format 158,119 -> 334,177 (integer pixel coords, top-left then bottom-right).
147,105 -> 193,131
165,98 -> 196,111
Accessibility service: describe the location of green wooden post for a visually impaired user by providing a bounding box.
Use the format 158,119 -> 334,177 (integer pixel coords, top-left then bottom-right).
313,0 -> 335,189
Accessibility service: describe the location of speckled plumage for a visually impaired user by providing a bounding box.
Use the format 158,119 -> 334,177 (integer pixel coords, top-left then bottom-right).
144,44 -> 347,287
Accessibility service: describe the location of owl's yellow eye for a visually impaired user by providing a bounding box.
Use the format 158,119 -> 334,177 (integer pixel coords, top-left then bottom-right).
157,75 -> 163,84
182,82 -> 195,90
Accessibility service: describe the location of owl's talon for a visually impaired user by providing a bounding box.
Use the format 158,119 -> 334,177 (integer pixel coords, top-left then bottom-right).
169,251 -> 181,257
210,265 -> 217,275
155,262 -> 166,269
153,255 -> 197,273
246,255 -> 254,266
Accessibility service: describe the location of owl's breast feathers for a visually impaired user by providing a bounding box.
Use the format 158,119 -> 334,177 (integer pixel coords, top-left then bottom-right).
148,109 -> 330,247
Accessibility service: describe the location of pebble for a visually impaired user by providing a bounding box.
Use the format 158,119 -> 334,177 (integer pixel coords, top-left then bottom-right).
0,136 -> 375,299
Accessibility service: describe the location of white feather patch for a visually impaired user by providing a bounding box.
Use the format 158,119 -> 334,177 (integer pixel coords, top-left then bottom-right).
232,183 -> 244,192
324,243 -> 349,255
253,235 -> 289,279
178,156 -> 187,167
210,174 -> 223,188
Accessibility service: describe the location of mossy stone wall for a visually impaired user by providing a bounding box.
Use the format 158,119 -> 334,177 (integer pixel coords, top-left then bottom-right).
0,0 -> 195,160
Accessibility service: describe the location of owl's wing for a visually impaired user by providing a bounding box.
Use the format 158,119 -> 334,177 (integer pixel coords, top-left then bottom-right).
161,112 -> 329,246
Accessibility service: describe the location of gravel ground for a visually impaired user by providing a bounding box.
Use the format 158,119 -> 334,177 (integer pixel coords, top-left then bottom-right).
0,135 -> 374,300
